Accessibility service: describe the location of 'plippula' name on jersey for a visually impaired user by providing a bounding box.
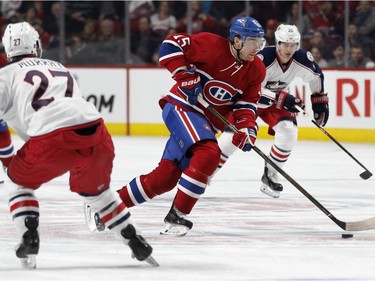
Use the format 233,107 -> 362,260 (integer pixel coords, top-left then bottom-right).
17,58 -> 64,69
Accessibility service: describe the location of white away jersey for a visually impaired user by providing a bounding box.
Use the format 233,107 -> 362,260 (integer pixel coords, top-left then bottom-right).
256,46 -> 325,107
0,57 -> 101,140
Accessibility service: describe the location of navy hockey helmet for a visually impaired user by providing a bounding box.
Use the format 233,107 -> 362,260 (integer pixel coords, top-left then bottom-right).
229,16 -> 265,43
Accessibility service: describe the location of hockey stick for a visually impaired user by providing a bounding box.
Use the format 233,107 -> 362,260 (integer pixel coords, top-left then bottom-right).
295,105 -> 372,180
197,95 -> 375,231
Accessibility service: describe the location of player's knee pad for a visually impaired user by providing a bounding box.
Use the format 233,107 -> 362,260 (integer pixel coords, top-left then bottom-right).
273,120 -> 298,151
188,140 -> 221,179
143,159 -> 182,196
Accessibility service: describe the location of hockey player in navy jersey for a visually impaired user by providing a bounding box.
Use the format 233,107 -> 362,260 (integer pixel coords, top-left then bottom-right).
0,22 -> 157,268
216,24 -> 329,198
86,16 -> 267,236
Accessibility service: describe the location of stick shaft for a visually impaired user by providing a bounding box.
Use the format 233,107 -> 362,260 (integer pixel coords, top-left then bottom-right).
295,105 -> 372,179
198,96 -> 375,231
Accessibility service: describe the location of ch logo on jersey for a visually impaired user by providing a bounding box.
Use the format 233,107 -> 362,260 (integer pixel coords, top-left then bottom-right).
265,81 -> 288,92
203,80 -> 239,106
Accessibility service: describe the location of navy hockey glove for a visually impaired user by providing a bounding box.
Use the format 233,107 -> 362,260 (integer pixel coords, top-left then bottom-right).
311,93 -> 329,126
275,91 -> 305,113
173,66 -> 202,105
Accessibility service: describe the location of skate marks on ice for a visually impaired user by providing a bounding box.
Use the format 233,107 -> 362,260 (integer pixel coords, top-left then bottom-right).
0,137 -> 374,280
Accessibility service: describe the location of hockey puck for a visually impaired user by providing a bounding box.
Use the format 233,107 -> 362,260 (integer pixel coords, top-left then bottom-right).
341,234 -> 353,239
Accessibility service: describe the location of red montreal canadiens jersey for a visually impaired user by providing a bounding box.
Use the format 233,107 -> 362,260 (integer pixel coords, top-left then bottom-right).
159,32 -> 266,131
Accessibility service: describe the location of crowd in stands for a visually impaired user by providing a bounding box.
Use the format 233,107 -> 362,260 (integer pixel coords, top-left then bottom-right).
0,0 -> 374,68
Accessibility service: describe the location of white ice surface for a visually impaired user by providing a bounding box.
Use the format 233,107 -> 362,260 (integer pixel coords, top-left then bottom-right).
1,135 -> 375,281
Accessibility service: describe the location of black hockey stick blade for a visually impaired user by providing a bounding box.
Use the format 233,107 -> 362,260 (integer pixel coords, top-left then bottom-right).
295,106 -> 373,180
360,170 -> 373,180
197,96 -> 375,231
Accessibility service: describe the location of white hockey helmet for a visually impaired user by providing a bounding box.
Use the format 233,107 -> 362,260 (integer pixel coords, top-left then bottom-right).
2,21 -> 42,59
275,24 -> 300,50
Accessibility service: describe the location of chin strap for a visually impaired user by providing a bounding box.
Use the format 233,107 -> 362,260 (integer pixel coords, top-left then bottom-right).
231,42 -> 245,63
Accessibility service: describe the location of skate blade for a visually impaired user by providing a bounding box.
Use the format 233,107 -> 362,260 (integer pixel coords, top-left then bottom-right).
20,255 -> 37,269
160,223 -> 190,237
260,185 -> 280,199
84,203 -> 99,232
145,255 -> 160,267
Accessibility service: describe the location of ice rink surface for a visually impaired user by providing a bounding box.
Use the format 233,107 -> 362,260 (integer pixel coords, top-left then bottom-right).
1,135 -> 375,281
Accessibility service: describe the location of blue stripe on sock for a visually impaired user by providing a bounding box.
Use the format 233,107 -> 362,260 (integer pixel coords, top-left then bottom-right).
129,178 -> 146,204
179,177 -> 205,195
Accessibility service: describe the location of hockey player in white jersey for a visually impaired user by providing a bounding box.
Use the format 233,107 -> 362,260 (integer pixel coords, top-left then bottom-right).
0,22 -> 157,268
216,24 -> 329,198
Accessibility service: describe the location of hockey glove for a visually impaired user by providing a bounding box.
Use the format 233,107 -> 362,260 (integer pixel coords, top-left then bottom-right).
232,127 -> 257,152
275,91 -> 305,113
311,93 -> 329,126
172,66 -> 202,105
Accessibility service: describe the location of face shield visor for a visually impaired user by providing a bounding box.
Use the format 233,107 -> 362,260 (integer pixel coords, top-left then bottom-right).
243,37 -> 266,51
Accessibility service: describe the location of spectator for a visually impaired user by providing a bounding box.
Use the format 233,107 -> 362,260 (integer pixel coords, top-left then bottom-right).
31,19 -> 58,49
348,23 -> 372,59
1,0 -> 23,21
80,18 -> 98,42
150,1 -> 177,38
23,5 -> 39,24
328,44 -> 345,68
66,34 -> 90,65
353,1 -> 375,41
129,1 -> 155,32
92,17 -> 125,65
348,44 -> 374,68
310,46 -> 329,68
307,30 -> 333,60
310,1 -> 340,33
209,1 -> 248,37
43,2 -> 62,37
264,18 -> 278,46
131,16 -> 161,64
65,1 -> 100,36
176,1 -> 219,34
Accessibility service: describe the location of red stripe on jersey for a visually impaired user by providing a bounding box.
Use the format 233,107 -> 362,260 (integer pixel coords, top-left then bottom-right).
10,200 -> 39,212
101,203 -> 126,224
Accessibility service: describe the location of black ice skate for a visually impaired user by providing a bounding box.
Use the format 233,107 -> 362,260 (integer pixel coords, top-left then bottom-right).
121,224 -> 159,266
260,165 -> 283,199
15,216 -> 40,269
160,204 -> 193,236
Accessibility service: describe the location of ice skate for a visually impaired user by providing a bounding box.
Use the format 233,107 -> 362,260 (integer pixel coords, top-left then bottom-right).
121,224 -> 159,267
0,166 -> 5,184
84,203 -> 105,232
160,205 -> 193,236
260,164 -> 283,199
15,216 -> 39,269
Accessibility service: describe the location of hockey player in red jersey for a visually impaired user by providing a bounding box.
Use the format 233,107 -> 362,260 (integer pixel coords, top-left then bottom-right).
101,16 -> 267,236
0,119 -> 14,182
1,22 -> 157,268
216,24 -> 329,198
0,54 -> 15,183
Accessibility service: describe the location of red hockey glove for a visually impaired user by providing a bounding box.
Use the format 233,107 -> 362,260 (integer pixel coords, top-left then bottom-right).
232,119 -> 257,152
311,93 -> 329,126
275,91 -> 305,113
172,66 -> 202,105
